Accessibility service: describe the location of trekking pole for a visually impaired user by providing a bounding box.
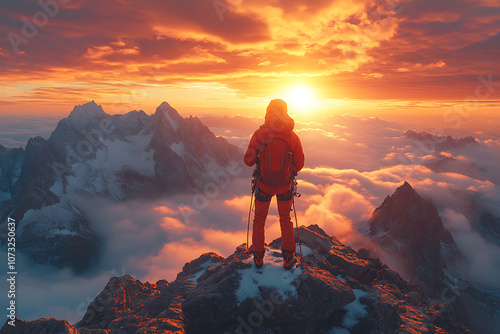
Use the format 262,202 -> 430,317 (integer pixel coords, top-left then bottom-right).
246,190 -> 254,252
292,179 -> 303,264
246,167 -> 258,252
293,198 -> 303,264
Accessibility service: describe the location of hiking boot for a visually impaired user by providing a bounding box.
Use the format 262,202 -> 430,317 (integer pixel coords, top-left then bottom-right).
282,249 -> 295,270
253,251 -> 265,269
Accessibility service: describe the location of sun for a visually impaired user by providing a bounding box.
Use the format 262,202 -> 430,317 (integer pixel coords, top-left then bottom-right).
285,85 -> 314,114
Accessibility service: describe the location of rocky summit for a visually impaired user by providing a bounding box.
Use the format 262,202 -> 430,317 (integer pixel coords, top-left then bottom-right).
1,225 -> 470,334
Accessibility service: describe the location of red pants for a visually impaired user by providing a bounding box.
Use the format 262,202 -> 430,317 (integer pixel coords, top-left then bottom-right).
252,181 -> 296,253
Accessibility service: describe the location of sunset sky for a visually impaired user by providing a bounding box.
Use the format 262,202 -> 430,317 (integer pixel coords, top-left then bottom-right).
0,0 -> 499,120
1,1 -> 500,324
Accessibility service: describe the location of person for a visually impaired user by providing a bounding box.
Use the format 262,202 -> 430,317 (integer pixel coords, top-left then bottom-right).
244,99 -> 305,270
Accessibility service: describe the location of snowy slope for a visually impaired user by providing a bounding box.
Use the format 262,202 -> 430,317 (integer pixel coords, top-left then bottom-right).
0,101 -> 241,272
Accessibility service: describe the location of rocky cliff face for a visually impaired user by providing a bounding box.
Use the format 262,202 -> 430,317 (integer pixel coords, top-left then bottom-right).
0,101 -> 241,272
0,145 -> 24,222
368,182 -> 462,294
450,189 -> 500,247
0,225 -> 470,334
366,182 -> 500,333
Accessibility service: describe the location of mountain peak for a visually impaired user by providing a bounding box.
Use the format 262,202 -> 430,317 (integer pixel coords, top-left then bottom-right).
394,181 -> 415,195
386,181 -> 422,206
156,101 -> 180,116
68,100 -> 107,122
158,101 -> 174,110
5,101 -> 241,273
369,182 -> 462,291
154,102 -> 182,131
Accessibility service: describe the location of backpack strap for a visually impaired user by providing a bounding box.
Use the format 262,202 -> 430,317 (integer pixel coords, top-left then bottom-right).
277,186 -> 293,201
255,185 -> 273,202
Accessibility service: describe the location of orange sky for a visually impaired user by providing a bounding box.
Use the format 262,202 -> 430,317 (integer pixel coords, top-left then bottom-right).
0,0 -> 499,120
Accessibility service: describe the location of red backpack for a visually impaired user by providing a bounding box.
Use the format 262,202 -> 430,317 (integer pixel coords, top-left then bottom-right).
258,134 -> 293,187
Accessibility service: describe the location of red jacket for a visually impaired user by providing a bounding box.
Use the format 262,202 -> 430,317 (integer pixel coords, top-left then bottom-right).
244,112 -> 304,178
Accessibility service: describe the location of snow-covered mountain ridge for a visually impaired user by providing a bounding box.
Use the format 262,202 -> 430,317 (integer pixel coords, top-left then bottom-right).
0,101 -> 241,272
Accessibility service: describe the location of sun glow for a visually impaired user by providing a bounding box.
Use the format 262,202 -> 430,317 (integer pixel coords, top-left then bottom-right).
285,85 -> 315,114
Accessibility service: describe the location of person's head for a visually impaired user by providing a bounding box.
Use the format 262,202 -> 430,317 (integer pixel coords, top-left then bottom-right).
264,99 -> 294,133
266,99 -> 287,118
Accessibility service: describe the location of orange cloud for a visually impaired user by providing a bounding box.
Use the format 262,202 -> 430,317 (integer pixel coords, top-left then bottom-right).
0,0 -> 498,113
142,239 -> 215,282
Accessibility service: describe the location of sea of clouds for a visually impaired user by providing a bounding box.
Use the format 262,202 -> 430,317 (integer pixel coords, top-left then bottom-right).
0,110 -> 499,324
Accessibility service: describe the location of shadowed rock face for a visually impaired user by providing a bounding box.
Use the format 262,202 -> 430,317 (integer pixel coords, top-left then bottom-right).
1,225 -> 470,334
451,188 -> 500,247
0,101 -> 241,273
0,318 -> 79,334
369,182 -> 462,294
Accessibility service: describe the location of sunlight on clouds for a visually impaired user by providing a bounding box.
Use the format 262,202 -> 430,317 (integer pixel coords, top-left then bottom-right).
305,206 -> 353,236
141,228 -> 248,283
142,239 -> 214,282
160,217 -> 191,233
295,180 -> 322,195
224,195 -> 252,220
302,182 -> 375,234
154,206 -> 178,215
201,229 -> 247,251
84,45 -> 141,60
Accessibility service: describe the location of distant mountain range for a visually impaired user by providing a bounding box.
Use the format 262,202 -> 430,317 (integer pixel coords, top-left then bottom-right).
0,101 -> 241,272
403,130 -> 478,152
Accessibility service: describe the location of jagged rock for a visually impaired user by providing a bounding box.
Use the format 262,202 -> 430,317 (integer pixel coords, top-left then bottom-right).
182,260 -> 251,333
181,247 -> 357,334
368,182 -> 462,294
0,317 -> 79,334
0,101 -> 241,272
327,246 -> 377,282
176,252 -> 225,279
75,274 -> 182,333
358,248 -> 370,260
291,266 -> 356,328
361,182 -> 500,332
1,225 -> 470,334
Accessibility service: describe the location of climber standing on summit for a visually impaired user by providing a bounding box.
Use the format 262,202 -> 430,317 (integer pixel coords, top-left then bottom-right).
244,99 -> 305,270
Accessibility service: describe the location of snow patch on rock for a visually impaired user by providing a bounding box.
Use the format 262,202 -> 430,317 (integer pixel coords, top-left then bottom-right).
190,259 -> 221,286
329,289 -> 368,333
236,249 -> 302,304
342,289 -> 368,327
